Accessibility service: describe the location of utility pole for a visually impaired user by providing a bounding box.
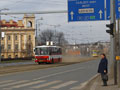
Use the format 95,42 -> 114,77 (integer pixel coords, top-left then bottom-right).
35,18 -> 43,46
118,19 -> 120,87
0,10 -> 1,63
110,0 -> 117,85
50,24 -> 61,45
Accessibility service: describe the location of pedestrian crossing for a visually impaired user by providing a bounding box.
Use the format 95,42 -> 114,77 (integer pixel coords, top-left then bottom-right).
0,80 -> 14,84
0,79 -> 82,90
51,81 -> 78,89
31,81 -> 61,89
0,80 -> 29,88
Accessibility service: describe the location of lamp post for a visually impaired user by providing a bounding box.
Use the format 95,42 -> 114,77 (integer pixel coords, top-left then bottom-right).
35,17 -> 43,46
0,8 -> 9,63
50,24 -> 61,45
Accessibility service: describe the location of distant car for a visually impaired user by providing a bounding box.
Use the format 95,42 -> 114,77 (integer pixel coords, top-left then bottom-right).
34,45 -> 62,64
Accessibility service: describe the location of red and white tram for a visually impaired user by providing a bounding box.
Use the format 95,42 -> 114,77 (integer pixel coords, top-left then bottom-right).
34,45 -> 62,64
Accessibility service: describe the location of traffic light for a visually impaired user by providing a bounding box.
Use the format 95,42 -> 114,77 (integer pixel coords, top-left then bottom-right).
106,23 -> 114,36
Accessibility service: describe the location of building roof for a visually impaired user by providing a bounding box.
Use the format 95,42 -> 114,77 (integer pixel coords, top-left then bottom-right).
0,20 -> 24,27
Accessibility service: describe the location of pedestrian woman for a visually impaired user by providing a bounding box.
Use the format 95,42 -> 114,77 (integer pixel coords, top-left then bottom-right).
98,53 -> 108,86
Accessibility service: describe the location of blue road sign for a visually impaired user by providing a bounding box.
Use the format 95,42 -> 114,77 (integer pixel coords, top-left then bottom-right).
116,0 -> 120,19
68,0 -> 110,22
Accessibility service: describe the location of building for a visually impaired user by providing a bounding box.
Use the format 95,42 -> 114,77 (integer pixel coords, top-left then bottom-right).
1,14 -> 35,59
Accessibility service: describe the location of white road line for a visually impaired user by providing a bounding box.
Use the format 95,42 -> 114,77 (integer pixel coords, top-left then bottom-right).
0,80 -> 29,88
33,67 -> 83,80
51,81 -> 78,89
7,80 -> 45,89
90,82 -> 98,90
0,80 -> 14,84
71,82 -> 87,90
44,89 -> 56,90
31,81 -> 61,89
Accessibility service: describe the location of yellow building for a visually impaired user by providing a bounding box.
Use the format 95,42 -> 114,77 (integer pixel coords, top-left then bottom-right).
1,14 -> 35,59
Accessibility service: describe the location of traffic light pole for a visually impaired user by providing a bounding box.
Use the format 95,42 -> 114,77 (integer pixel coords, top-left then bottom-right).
110,0 -> 117,85
118,19 -> 120,87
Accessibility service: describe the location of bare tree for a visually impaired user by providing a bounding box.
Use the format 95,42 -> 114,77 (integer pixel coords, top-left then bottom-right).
56,32 -> 68,46
38,29 -> 68,46
39,29 -> 54,45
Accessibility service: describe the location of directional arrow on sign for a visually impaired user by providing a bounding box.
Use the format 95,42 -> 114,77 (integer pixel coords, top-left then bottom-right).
99,10 -> 103,19
70,11 -> 74,20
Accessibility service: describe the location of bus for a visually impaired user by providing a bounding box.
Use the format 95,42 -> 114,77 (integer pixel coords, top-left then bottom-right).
34,45 -> 62,64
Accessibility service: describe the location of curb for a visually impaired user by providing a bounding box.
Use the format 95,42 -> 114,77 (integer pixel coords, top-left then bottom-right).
71,74 -> 100,90
80,74 -> 100,90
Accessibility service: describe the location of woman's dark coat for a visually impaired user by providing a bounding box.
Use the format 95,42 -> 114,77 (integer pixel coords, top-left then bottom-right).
98,57 -> 108,74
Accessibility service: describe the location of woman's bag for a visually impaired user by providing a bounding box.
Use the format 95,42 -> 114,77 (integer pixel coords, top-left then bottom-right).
102,74 -> 108,81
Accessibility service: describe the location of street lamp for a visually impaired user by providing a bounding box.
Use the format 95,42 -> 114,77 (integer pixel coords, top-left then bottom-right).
35,17 -> 43,46
50,24 -> 61,42
0,8 -> 9,63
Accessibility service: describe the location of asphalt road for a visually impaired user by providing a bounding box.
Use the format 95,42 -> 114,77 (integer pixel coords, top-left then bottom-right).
0,59 -> 102,90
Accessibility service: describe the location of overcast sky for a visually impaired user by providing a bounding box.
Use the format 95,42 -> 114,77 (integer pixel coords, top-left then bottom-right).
0,0 -> 110,44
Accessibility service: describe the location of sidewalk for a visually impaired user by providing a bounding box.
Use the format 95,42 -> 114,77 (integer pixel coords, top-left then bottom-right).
0,61 -> 34,67
83,74 -> 119,90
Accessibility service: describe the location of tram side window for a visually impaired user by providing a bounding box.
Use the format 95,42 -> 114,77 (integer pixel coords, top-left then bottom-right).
54,48 -> 62,54
59,48 -> 62,54
49,47 -> 62,55
49,47 -> 53,55
50,47 -> 57,55
51,47 -> 56,54
54,48 -> 58,54
56,48 -> 62,54
35,48 -> 40,55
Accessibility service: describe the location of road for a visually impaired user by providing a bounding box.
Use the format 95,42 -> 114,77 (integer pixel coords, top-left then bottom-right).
0,59 -> 100,90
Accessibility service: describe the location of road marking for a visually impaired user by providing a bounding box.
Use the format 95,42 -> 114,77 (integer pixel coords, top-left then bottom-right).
33,67 -> 83,80
31,81 -> 61,89
90,82 -> 98,90
51,81 -> 78,89
0,80 -> 14,84
44,89 -> 56,90
7,80 -> 45,89
71,82 -> 87,90
71,74 -> 99,90
0,80 -> 29,88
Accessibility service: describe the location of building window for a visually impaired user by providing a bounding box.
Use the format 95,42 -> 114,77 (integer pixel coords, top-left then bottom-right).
1,55 -> 4,59
29,35 -> 31,40
15,44 -> 18,50
15,55 -> 18,58
8,44 -> 11,50
15,35 -> 18,40
8,55 -> 11,58
1,44 -> 4,51
27,21 -> 32,28
1,37 -> 4,40
29,45 -> 31,49
8,35 -> 11,40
